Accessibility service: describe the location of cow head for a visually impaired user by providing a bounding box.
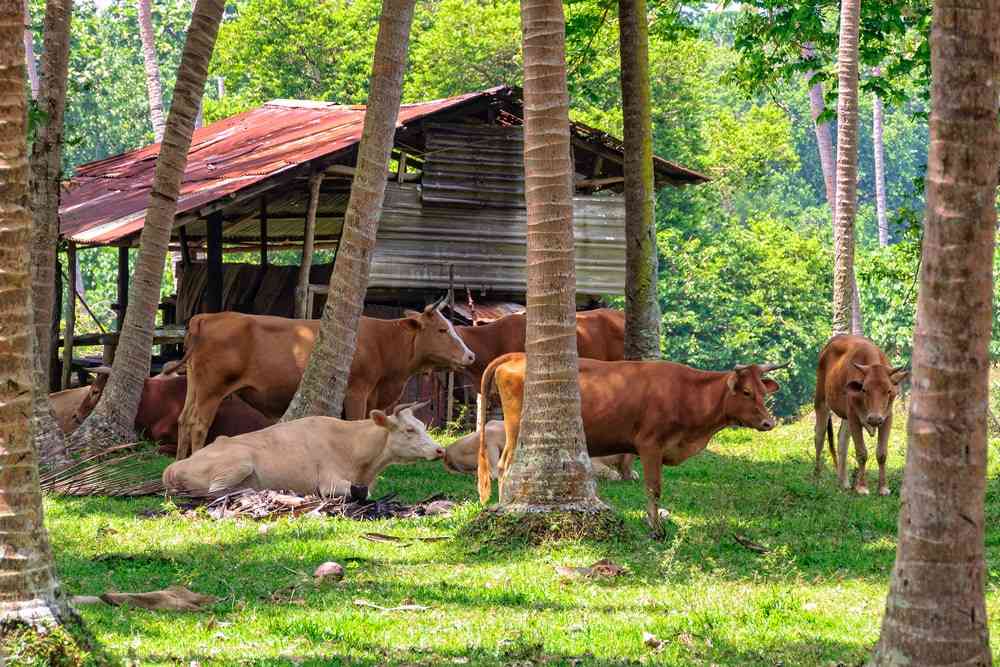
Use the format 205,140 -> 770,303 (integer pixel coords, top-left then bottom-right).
73,366 -> 112,426
846,363 -> 908,433
402,297 -> 475,370
370,401 -> 445,461
724,362 -> 785,431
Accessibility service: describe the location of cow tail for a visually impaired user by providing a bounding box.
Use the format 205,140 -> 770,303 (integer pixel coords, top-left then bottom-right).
477,360 -> 501,504
176,315 -> 203,372
826,414 -> 837,467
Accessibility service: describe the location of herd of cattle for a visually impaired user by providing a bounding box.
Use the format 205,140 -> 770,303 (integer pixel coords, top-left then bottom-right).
51,300 -> 908,532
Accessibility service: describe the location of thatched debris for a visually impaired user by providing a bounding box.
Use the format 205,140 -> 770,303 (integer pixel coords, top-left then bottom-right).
39,441 -> 165,497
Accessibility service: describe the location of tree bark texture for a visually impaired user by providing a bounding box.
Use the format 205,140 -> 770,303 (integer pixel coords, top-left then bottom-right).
295,172 -> 324,319
497,0 -> 602,511
618,0 -> 661,361
0,0 -> 69,626
68,0 -> 224,452
281,0 -> 417,421
137,0 -> 166,142
21,0 -> 37,98
871,1 -> 999,663
802,44 -> 836,209
831,0 -> 861,336
872,79 -> 889,246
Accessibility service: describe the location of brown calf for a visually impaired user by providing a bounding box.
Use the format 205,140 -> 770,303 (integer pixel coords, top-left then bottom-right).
477,352 -> 783,535
814,334 -> 908,495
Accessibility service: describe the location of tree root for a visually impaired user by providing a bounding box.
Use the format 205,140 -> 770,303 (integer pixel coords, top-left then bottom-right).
0,613 -> 116,666
462,504 -> 624,546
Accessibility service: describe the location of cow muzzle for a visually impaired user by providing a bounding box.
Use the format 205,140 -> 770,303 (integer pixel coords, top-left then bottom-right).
757,418 -> 775,432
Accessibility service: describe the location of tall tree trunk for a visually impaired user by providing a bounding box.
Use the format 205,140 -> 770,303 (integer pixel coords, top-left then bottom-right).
137,0 -> 166,142
281,0 -> 417,421
68,0 -> 225,452
831,0 -> 861,336
618,0 -> 660,361
802,44 -> 836,208
872,68 -> 888,246
0,0 -> 71,628
496,0 -> 603,513
29,0 -> 72,465
872,1 -> 999,662
22,0 -> 37,98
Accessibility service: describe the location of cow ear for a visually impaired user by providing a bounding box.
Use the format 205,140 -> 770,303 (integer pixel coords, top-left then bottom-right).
847,380 -> 864,393
401,316 -> 423,331
403,309 -> 420,318
762,378 -> 780,394
726,372 -> 737,393
370,410 -> 397,430
890,370 -> 909,386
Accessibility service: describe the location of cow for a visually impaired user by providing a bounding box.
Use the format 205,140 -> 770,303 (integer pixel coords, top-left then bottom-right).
813,334 -> 908,496
49,386 -> 92,434
456,308 -> 625,391
443,420 -> 637,481
73,368 -> 273,454
176,298 -> 475,460
476,353 -> 784,536
163,402 -> 444,497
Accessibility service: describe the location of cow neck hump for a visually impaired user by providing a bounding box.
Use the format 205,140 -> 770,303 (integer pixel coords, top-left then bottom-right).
349,423 -> 395,488
674,366 -> 733,434
369,317 -> 420,381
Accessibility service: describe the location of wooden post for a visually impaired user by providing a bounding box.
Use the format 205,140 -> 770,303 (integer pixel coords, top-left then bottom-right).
259,195 -> 269,268
446,264 -> 455,424
397,152 -> 408,183
61,242 -> 77,390
50,254 -> 62,391
295,172 -> 324,318
177,224 -> 192,268
206,211 -> 224,312
116,245 -> 129,331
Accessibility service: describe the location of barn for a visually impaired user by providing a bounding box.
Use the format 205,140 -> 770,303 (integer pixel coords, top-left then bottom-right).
57,85 -> 706,422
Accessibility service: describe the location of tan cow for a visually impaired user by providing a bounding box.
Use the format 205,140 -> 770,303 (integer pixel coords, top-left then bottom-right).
814,334 -> 908,495
177,299 -> 475,459
49,386 -> 92,434
163,402 -> 444,497
443,420 -> 637,481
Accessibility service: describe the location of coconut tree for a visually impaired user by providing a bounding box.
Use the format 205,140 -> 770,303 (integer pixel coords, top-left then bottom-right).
69,0 -> 225,451
493,0 -> 604,514
618,0 -> 660,361
872,68 -> 888,246
871,0 -> 998,662
0,0 -> 71,628
138,0 -> 166,142
281,0 -> 418,421
22,0 -> 37,97
831,0 -> 860,336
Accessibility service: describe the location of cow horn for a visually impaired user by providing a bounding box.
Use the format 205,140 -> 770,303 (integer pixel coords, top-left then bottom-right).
91,365 -> 113,376
759,361 -> 790,374
733,363 -> 750,371
393,400 -> 430,416
891,364 -> 909,374
853,362 -> 868,373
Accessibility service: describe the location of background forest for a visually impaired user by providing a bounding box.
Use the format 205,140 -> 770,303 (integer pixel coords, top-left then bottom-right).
44,0 -> 967,417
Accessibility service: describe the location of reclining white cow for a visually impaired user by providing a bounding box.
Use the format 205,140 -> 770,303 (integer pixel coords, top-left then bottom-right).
162,402 -> 444,497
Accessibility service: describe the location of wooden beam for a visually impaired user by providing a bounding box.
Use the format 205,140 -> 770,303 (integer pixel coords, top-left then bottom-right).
259,195 -> 269,267
295,173 -> 324,318
206,211 -> 224,312
575,176 -> 625,189
325,164 -> 356,177
116,245 -> 129,331
61,242 -> 77,390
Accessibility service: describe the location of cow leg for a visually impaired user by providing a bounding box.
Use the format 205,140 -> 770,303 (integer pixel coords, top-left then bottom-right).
638,446 -> 664,538
848,416 -> 870,495
876,413 -> 892,496
617,454 -> 637,481
836,418 -> 851,490
183,394 -> 225,459
496,411 -> 521,487
343,387 -> 370,420
813,403 -> 830,477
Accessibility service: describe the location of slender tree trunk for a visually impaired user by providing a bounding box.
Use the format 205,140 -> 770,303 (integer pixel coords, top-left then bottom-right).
29,0 -> 72,465
871,1 -> 999,662
68,0 -> 225,452
802,44 -> 836,208
0,0 -> 71,628
831,0 -> 860,335
872,68 -> 888,246
281,0 -> 417,421
295,172 -> 324,319
497,0 -> 603,512
22,0 -> 37,98
137,0 -> 166,142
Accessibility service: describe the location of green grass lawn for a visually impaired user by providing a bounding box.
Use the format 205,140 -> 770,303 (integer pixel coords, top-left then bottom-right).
42,416 -> 1000,666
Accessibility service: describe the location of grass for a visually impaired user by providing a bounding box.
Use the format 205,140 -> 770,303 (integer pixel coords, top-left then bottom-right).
40,413 -> 1000,666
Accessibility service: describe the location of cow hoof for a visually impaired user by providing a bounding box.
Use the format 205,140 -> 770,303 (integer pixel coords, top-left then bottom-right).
854,486 -> 870,496
878,486 -> 891,496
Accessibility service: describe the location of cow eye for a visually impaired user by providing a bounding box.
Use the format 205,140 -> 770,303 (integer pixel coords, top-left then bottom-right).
743,389 -> 752,397
438,328 -> 447,333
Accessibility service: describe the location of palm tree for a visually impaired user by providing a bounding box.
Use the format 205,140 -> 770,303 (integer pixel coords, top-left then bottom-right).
28,0 -> 72,465
22,0 -> 38,98
872,68 -> 888,246
69,0 -> 226,451
618,0 -> 660,361
282,0 -> 418,421
831,0 -> 860,336
495,0 -> 604,513
138,0 -> 166,142
871,1 -> 998,662
0,0 -> 71,628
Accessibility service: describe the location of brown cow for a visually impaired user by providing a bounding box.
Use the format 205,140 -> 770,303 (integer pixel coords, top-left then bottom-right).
177,300 -> 475,459
49,386 -> 92,434
74,369 -> 273,454
456,308 -> 625,391
477,353 -> 783,535
813,335 -> 908,496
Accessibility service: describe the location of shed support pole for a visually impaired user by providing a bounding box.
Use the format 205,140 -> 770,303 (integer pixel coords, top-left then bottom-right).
397,152 -> 408,183
446,264 -> 455,424
61,242 -> 77,390
50,254 -> 62,391
178,224 -> 192,268
116,245 -> 129,331
259,195 -> 269,268
207,211 -> 224,313
295,172 -> 324,319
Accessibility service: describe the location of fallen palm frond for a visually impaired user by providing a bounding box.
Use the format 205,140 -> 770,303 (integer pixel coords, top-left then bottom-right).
39,441 -> 166,497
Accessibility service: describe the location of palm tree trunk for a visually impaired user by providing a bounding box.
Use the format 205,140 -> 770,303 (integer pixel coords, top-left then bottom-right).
802,44 -> 836,209
871,1 -> 999,662
618,0 -> 660,361
0,0 -> 71,627
28,0 -> 72,465
282,0 -> 417,421
831,0 -> 861,336
68,0 -> 225,452
872,69 -> 888,246
137,0 -> 166,142
22,0 -> 38,99
497,0 -> 603,513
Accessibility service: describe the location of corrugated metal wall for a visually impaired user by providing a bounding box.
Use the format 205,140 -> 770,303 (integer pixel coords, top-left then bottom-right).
421,122 -> 525,208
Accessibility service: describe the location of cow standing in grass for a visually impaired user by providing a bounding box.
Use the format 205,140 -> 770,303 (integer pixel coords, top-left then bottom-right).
813,335 -> 908,495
